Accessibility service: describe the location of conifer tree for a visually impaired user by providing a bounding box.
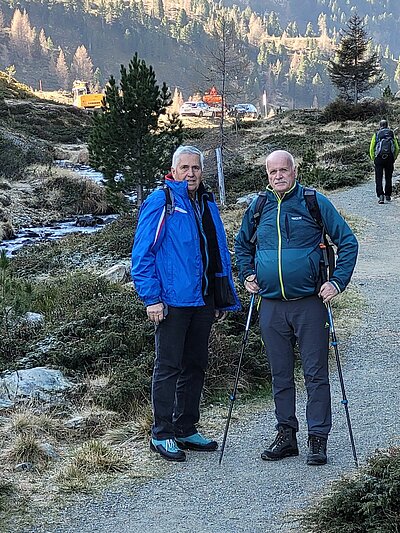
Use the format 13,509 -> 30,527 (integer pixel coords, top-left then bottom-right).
88,53 -> 183,206
71,45 -> 94,83
328,14 -> 383,103
56,49 -> 70,89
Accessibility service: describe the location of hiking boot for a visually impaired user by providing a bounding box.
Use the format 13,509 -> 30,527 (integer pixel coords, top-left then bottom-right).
385,195 -> 391,202
150,438 -> 186,462
306,435 -> 327,465
261,426 -> 299,461
378,195 -> 384,204
176,432 -> 218,451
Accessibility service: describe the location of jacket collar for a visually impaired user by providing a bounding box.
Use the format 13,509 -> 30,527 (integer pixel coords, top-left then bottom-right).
266,181 -> 298,201
164,175 -> 210,201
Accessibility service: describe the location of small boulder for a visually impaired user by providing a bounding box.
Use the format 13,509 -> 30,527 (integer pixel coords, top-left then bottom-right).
0,193 -> 11,207
0,367 -> 74,407
99,263 -> 130,284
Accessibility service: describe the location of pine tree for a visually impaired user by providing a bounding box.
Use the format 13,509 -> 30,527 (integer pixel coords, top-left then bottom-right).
328,14 -> 383,103
88,53 -> 183,206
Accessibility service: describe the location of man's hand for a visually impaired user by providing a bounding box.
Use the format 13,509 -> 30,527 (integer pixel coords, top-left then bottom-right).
319,282 -> 339,304
244,274 -> 260,294
146,302 -> 165,325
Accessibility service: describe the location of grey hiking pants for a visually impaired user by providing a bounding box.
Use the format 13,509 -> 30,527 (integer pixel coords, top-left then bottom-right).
152,294 -> 215,440
259,295 -> 331,438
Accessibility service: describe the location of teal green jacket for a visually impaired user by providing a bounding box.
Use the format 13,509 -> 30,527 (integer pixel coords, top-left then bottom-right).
369,129 -> 399,160
234,183 -> 358,300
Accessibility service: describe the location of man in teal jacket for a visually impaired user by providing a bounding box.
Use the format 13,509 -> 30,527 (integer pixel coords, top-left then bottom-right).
132,145 -> 240,462
235,150 -> 358,465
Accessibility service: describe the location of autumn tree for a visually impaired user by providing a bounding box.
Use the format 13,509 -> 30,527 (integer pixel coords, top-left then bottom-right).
71,45 -> 94,84
10,8 -> 36,57
88,53 -> 183,206
56,49 -> 70,90
328,14 -> 383,103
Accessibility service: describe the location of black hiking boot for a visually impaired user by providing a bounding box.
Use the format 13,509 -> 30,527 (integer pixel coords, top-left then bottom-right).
306,435 -> 327,465
261,426 -> 299,461
385,195 -> 391,202
378,195 -> 384,204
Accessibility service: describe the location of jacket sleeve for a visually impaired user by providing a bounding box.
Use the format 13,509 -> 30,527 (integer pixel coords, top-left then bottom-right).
131,190 -> 167,306
369,133 -> 376,160
394,136 -> 400,160
317,193 -> 358,293
234,199 -> 257,284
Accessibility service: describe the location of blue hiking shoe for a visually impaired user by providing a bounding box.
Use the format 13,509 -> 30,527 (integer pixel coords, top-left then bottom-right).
150,438 -> 186,462
176,432 -> 218,452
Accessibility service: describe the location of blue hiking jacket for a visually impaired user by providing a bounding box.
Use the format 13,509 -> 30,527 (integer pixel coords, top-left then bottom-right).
234,182 -> 358,300
131,179 -> 241,311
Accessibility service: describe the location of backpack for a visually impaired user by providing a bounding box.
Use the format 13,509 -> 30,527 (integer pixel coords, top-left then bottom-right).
163,186 -> 174,217
250,187 -> 335,281
375,128 -> 395,159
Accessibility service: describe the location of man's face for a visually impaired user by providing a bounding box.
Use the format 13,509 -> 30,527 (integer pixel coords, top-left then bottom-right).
266,153 -> 296,195
172,154 -> 203,196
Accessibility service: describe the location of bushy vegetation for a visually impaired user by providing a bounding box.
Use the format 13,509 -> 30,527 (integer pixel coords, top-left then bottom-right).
0,132 -> 52,180
40,172 -> 117,216
302,447 -> 400,532
321,98 -> 389,123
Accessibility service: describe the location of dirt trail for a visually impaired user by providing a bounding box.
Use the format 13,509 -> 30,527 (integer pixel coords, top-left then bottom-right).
21,176 -> 400,533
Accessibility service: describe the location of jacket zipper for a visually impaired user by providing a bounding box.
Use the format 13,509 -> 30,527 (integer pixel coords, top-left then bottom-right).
276,197 -> 287,300
193,197 -> 209,296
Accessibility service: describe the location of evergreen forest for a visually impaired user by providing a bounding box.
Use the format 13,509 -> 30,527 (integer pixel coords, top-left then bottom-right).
0,0 -> 399,108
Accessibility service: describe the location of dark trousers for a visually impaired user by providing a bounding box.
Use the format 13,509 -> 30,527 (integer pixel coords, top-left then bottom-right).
374,155 -> 394,197
152,295 -> 215,440
259,295 -> 331,438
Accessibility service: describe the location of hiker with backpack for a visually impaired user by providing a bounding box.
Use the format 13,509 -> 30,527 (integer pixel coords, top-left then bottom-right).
131,145 -> 240,462
369,119 -> 399,204
234,150 -> 358,466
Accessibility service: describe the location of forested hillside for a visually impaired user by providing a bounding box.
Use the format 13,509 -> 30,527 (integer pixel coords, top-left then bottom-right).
0,0 -> 399,108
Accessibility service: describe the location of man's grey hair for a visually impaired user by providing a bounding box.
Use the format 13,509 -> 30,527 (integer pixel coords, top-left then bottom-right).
379,119 -> 388,128
172,145 -> 204,170
266,150 -> 295,172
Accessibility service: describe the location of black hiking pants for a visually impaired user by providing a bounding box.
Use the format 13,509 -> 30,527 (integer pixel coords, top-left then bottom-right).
152,294 -> 215,440
374,155 -> 394,197
259,295 -> 331,438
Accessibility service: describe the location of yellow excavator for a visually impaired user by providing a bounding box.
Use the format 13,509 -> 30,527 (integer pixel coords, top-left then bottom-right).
72,80 -> 104,109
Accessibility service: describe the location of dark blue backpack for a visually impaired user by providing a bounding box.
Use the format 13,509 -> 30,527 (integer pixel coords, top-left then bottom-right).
375,128 -> 395,159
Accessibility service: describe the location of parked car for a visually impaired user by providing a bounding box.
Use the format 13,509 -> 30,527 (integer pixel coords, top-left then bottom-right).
179,101 -> 211,117
230,103 -> 259,119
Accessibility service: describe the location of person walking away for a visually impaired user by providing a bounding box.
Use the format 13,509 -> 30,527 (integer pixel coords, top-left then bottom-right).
131,145 -> 240,462
369,119 -> 399,203
234,150 -> 358,466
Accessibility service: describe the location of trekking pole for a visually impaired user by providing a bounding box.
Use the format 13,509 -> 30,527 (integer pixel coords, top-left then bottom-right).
325,302 -> 358,467
219,293 -> 256,465
319,238 -> 358,468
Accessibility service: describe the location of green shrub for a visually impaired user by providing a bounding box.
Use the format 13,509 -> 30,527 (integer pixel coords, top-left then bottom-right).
321,99 -> 389,123
302,447 -> 400,532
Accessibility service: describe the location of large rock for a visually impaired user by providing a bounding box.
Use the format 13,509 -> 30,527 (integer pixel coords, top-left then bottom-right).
100,263 -> 131,284
0,367 -> 74,408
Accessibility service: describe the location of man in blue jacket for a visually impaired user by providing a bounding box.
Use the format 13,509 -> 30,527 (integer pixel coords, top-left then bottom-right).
235,150 -> 358,466
132,145 -> 240,462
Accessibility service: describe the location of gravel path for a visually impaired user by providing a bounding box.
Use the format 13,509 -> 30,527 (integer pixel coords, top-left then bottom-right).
23,176 -> 400,533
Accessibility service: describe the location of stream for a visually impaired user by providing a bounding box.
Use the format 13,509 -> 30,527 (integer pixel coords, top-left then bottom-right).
0,162 -> 122,257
